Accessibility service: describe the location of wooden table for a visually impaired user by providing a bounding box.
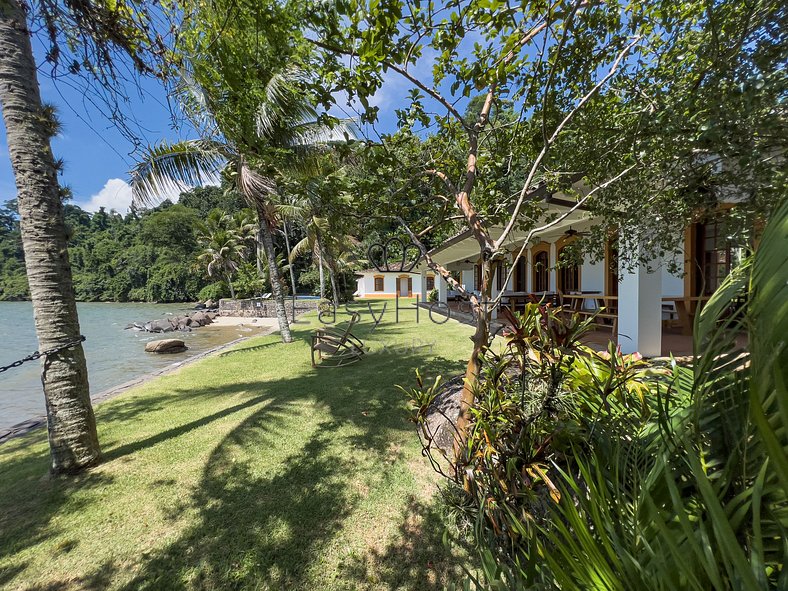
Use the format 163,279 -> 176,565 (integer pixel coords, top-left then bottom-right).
500,292 -> 555,313
561,293 -> 618,312
662,296 -> 711,336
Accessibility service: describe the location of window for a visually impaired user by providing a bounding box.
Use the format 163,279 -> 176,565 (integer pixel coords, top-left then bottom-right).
514,257 -> 526,291
426,275 -> 435,291
557,247 -> 580,293
496,261 -> 508,291
474,264 -> 481,291
696,218 -> 744,295
533,251 -> 549,292
374,276 -> 384,292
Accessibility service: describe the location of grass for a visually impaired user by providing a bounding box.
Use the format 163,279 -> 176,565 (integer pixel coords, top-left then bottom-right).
0,304 -> 474,590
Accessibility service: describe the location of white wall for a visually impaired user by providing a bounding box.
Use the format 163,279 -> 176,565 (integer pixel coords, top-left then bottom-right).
660,259 -> 685,297
581,258 -> 605,292
461,269 -> 475,292
355,273 -> 419,297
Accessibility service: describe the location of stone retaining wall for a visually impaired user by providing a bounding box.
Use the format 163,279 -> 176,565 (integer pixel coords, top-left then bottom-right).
219,297 -> 321,318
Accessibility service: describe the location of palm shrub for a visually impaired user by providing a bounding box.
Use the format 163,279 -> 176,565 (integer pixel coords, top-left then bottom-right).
403,200 -> 786,590
534,200 -> 787,591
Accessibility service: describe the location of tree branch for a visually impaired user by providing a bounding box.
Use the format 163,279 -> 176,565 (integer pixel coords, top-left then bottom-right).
396,216 -> 470,299
491,164 -> 637,309
495,36 -> 642,250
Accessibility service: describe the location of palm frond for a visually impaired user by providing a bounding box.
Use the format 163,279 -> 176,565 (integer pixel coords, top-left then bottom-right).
237,162 -> 277,205
130,139 -> 229,206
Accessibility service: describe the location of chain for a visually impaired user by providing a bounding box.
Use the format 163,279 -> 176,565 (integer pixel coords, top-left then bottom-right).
0,336 -> 86,374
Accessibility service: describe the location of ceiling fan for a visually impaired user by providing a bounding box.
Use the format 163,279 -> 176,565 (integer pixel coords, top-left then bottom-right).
564,226 -> 587,237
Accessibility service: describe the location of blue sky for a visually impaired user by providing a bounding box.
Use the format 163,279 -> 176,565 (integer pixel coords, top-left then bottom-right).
0,30 -> 197,214
0,32 -> 462,215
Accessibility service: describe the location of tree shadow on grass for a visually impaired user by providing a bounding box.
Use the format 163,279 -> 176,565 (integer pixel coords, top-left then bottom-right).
109,350 -> 464,589
118,421 -> 352,590
338,496 -> 471,590
1,318 -> 470,589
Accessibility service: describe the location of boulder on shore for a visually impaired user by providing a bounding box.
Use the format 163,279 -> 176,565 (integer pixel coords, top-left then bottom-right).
145,339 -> 188,354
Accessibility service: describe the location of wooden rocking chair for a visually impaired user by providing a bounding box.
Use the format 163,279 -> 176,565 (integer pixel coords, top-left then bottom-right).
311,313 -> 366,367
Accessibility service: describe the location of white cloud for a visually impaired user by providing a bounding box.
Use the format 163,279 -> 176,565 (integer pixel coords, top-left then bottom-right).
80,178 -> 134,214
79,178 -> 194,214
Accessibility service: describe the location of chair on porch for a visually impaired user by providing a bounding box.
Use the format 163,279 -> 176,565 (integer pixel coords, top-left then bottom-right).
311,313 -> 366,367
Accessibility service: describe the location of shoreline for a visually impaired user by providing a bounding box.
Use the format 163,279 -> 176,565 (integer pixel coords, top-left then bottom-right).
0,322 -> 279,445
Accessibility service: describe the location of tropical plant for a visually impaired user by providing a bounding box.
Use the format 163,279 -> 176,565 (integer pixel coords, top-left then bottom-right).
0,0 -> 169,474
531,200 -> 788,591
130,77 -> 302,342
195,212 -> 248,299
415,201 -> 788,589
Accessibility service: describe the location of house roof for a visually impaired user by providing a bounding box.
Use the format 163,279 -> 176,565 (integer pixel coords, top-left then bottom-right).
426,179 -> 588,258
355,268 -> 420,275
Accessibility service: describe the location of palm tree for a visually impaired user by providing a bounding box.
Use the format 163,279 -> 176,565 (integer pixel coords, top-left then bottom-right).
195,211 -> 248,299
282,158 -> 358,307
0,0 -> 100,473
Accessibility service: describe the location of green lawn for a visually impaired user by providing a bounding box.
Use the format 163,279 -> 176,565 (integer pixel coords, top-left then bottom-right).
0,306 -> 473,590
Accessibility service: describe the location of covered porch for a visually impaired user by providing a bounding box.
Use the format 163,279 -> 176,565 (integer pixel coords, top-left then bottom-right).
418,200 -> 735,358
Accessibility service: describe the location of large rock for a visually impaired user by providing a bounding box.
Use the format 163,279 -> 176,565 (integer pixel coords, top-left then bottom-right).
191,311 -> 213,326
145,339 -> 188,354
145,318 -> 175,333
204,299 -> 216,309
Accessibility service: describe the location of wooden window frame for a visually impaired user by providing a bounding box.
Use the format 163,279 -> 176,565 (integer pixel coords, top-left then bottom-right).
373,275 -> 384,292
556,237 -> 581,294
531,243 -> 550,293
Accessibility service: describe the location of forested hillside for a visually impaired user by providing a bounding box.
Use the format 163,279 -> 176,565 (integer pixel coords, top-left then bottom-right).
0,186 -> 276,302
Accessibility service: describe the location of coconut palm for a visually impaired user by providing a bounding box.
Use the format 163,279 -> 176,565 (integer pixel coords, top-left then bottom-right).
282,157 -> 358,307
196,227 -> 246,300
130,71 -> 352,343
0,1 -> 100,473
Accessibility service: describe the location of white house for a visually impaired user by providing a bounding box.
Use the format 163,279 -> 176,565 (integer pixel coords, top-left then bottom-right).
354,270 -> 422,299
417,194 -> 744,357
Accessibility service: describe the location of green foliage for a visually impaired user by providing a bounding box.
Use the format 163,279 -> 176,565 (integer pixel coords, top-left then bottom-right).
404,203 -> 788,589
303,0 -> 785,270
0,195 -> 274,302
197,281 -> 229,302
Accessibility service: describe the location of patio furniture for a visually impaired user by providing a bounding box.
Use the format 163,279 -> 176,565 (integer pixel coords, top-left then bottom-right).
661,296 -> 711,335
561,293 -> 618,334
311,313 -> 366,367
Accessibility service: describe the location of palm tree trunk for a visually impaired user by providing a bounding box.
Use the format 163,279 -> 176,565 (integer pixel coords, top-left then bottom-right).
318,252 -> 326,300
322,246 -> 341,308
226,274 -> 236,299
256,226 -> 264,277
257,214 -> 293,343
282,221 -> 297,296
0,0 -> 100,474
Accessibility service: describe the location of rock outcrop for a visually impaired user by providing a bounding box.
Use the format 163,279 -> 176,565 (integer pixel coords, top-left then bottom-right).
127,311 -> 217,334
145,339 -> 188,353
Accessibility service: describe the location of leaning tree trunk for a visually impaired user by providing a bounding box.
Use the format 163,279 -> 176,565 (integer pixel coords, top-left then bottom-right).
226,274 -> 236,299
282,221 -> 297,296
256,212 -> 293,343
453,257 -> 492,467
0,0 -> 100,473
322,247 -> 341,309
317,251 -> 326,300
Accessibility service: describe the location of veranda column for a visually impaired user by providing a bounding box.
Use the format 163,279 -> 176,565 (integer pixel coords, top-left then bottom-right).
438,274 -> 448,303
420,268 -> 428,301
549,242 -> 557,292
525,247 -> 532,292
617,240 -> 662,357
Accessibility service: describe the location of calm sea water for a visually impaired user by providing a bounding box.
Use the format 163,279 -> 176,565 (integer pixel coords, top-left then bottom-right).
0,302 -> 258,431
